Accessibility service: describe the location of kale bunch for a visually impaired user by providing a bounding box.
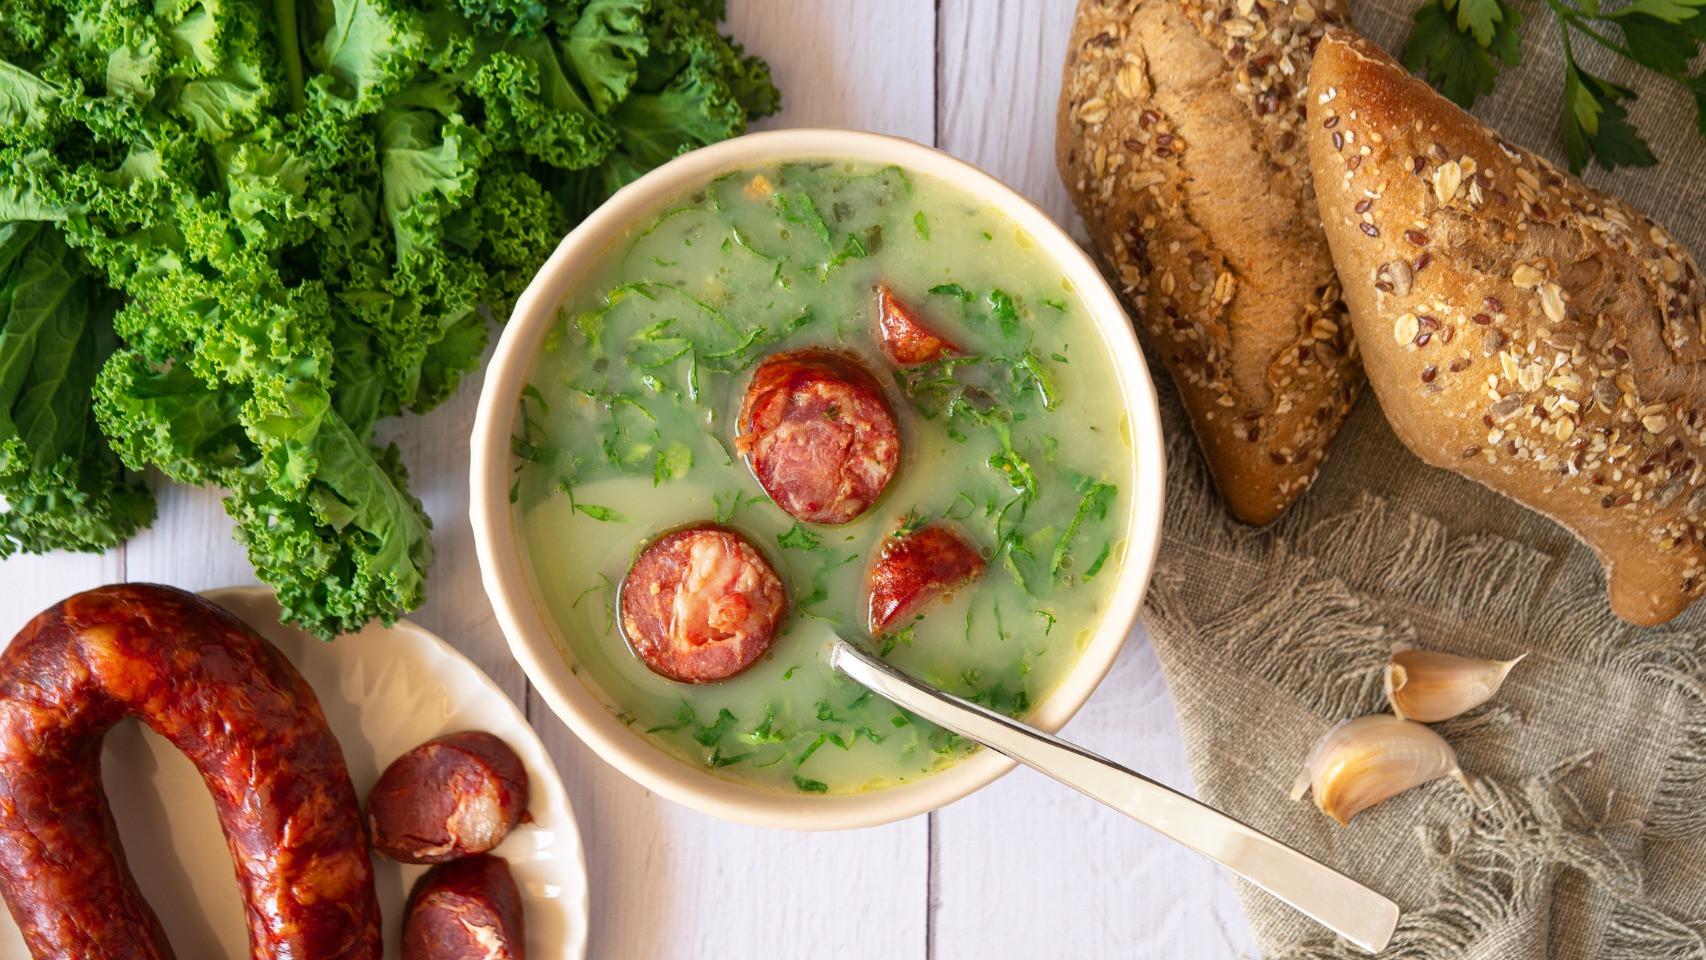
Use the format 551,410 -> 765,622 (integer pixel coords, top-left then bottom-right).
0,0 -> 777,636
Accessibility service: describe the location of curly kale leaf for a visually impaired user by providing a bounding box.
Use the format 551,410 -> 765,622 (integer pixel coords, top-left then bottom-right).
224,416 -> 433,637
562,0 -> 650,112
95,350 -> 435,638
556,0 -> 780,217
0,223 -> 154,557
304,0 -> 425,111
451,31 -> 619,170
451,0 -> 549,37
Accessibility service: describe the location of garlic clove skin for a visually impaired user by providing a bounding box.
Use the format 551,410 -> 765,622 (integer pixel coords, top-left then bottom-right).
1293,715 -> 1465,826
1385,646 -> 1526,722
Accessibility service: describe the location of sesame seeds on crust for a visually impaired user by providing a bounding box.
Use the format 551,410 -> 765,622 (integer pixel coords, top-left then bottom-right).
1057,0 -> 1361,524
1308,31 -> 1706,623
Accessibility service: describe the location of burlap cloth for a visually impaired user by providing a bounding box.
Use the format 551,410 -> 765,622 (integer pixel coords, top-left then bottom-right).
1111,3 -> 1706,957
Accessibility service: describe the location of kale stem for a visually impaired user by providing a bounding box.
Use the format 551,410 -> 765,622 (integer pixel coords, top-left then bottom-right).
273,0 -> 307,113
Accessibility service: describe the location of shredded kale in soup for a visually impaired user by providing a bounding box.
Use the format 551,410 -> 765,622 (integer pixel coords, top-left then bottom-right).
512,160 -> 1135,794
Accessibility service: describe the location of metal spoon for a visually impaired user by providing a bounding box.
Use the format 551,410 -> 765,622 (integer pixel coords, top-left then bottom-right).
830,638 -> 1400,954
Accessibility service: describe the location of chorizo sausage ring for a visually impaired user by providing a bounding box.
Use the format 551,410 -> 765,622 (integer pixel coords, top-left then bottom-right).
0,584 -> 381,960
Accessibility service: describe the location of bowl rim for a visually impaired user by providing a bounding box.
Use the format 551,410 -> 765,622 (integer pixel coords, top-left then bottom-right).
469,128 -> 1166,831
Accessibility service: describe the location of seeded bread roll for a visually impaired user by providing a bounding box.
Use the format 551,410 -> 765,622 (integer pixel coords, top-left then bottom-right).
1057,0 -> 1361,525
1306,32 -> 1706,625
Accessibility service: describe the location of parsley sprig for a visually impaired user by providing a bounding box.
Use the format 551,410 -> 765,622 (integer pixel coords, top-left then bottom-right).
1402,0 -> 1706,173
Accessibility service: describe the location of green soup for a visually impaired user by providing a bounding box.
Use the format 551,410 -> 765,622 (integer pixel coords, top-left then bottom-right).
513,159 -> 1135,795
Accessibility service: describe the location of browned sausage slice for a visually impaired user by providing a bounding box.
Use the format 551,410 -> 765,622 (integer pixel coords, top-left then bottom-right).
619,525 -> 787,683
403,854 -> 526,960
875,284 -> 960,366
367,731 -> 530,864
0,584 -> 381,960
737,349 -> 901,525
867,523 -> 987,635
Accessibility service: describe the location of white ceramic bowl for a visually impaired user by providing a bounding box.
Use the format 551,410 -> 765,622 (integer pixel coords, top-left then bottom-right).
470,129 -> 1165,830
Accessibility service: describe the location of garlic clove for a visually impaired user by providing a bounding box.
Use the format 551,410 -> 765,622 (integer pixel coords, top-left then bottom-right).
1292,715 -> 1465,826
1385,645 -> 1526,722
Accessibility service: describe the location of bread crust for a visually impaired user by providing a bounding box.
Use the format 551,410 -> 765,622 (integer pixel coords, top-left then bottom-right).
1306,32 -> 1706,625
1057,0 -> 1361,525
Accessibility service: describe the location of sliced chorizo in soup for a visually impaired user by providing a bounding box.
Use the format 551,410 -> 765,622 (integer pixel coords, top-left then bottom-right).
737,348 -> 900,524
867,522 -> 987,635
619,525 -> 787,683
874,284 -> 960,366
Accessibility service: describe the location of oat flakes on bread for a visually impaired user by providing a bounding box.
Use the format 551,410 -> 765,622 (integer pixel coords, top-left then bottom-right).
1057,0 -> 1361,526
1306,32 -> 1706,626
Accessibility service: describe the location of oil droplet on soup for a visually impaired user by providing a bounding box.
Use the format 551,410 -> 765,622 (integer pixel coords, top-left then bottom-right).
511,160 -> 1136,795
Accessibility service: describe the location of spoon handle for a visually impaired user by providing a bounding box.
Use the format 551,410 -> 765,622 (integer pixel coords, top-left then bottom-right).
830,640 -> 1399,954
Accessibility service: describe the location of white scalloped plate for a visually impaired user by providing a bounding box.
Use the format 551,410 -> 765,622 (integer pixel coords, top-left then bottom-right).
0,586 -> 588,960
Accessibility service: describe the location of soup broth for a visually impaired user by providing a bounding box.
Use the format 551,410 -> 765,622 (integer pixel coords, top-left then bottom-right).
513,160 -> 1136,794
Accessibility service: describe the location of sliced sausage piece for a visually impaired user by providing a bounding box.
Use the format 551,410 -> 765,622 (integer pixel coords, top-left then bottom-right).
868,523 -> 987,635
619,525 -> 787,683
0,584 -> 380,960
367,731 -> 530,864
737,349 -> 900,524
403,854 -> 526,960
875,284 -> 960,366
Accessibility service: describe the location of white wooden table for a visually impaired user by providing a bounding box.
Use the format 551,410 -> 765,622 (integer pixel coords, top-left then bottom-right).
0,3 -> 1258,956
